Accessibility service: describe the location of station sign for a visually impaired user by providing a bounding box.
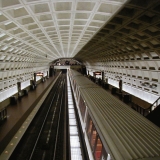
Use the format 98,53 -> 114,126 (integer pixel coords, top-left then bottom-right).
94,71 -> 101,75
36,72 -> 43,76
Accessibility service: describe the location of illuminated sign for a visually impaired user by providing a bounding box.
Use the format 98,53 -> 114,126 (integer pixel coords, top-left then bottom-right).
94,72 -> 101,75
36,72 -> 43,76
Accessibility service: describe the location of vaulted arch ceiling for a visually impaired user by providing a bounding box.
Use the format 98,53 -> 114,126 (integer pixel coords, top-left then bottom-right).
0,0 -> 127,64
0,0 -> 128,90
0,0 -> 160,96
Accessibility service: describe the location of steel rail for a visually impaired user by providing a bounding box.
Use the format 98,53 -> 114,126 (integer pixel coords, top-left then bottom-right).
28,76 -> 63,160
52,78 -> 65,160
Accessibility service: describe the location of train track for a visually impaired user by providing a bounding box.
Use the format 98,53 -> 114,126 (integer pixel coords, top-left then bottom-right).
9,73 -> 68,160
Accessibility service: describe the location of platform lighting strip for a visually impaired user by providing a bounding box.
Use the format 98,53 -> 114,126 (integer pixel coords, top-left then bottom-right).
67,74 -> 82,160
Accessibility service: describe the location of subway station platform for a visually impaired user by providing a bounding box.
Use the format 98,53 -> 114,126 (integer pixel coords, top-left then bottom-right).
0,73 -> 59,156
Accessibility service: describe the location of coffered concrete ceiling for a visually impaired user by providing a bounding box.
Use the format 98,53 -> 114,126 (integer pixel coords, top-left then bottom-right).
75,0 -> 160,63
0,0 -> 127,65
0,0 -> 160,97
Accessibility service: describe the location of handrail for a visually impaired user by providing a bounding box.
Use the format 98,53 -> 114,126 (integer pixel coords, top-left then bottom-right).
149,96 -> 160,111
